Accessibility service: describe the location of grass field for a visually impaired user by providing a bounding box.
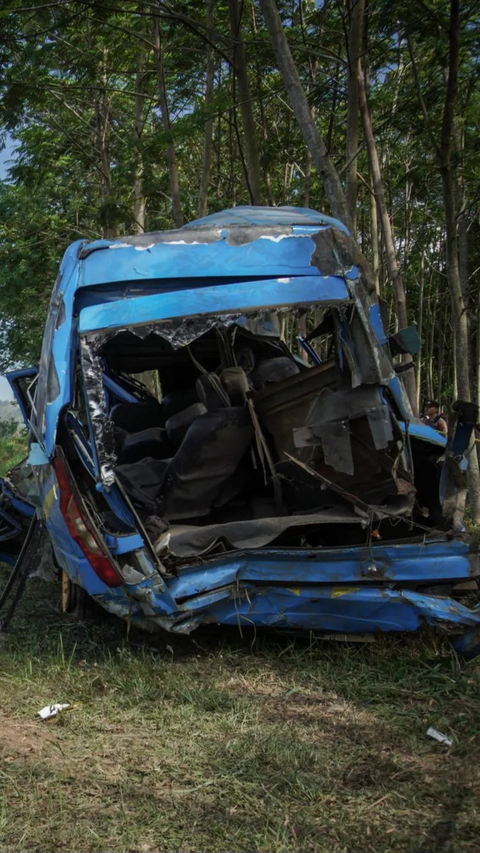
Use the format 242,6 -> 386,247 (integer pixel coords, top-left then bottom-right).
1,569 -> 480,853
0,433 -> 27,478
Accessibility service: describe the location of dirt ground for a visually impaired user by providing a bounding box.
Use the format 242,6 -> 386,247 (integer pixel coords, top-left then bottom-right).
1,572 -> 480,852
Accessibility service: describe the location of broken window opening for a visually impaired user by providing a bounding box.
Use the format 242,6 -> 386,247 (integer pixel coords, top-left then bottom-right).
75,306 -> 448,562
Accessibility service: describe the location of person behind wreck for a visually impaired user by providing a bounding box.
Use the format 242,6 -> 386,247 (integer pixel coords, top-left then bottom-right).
422,400 -> 448,437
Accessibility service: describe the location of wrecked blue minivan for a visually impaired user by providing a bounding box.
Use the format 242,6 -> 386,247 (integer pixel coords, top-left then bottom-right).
7,207 -> 480,654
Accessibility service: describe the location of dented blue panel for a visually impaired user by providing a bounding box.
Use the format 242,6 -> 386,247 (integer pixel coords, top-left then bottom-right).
78,275 -> 350,334
167,539 -> 473,600
202,586 -> 480,634
368,303 -> 388,345
80,232 -> 333,287
401,421 -> 447,447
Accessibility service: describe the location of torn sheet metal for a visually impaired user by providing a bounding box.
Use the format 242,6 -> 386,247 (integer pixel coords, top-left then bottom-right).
293,386 -> 394,476
309,227 -> 357,278
309,229 -> 396,390
154,509 -> 368,560
80,337 -> 117,485
83,307 -> 319,353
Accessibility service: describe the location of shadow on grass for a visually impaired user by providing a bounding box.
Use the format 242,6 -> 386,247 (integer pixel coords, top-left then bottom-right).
1,572 -> 480,852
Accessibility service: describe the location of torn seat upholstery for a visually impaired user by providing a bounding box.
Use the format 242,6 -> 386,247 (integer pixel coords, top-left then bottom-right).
116,407 -> 254,521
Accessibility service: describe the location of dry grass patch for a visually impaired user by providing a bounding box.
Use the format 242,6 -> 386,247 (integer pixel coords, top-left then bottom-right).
0,571 -> 480,851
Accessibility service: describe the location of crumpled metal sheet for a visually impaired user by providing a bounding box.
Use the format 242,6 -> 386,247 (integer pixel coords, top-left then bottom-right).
155,509 -> 367,559
309,227 -> 356,277
84,307 -> 316,353
309,229 -> 395,390
79,224 -> 298,258
293,386 -> 394,476
80,337 -> 117,485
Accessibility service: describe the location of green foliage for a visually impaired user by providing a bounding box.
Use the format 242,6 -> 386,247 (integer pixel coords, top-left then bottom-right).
0,431 -> 27,476
0,0 -> 478,407
0,417 -> 19,438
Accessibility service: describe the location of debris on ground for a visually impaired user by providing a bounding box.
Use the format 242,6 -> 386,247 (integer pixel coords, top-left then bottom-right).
37,703 -> 72,720
426,726 -> 453,747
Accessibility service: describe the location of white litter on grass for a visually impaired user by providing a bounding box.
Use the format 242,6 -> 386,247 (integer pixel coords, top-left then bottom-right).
37,703 -> 71,721
427,726 -> 453,747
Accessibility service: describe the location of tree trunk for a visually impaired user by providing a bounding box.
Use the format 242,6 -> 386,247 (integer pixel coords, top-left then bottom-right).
227,0 -> 263,205
297,315 -> 309,363
259,0 -> 351,229
304,148 -> 312,207
476,281 -> 480,412
345,0 -> 364,233
326,71 -> 339,155
251,1 -> 274,206
437,296 -> 446,404
95,48 -> 116,239
216,65 -> 222,202
363,2 -> 379,293
426,274 -> 438,401
451,323 -> 458,398
439,1 -> 469,401
133,51 -> 146,233
455,133 -> 475,394
442,170 -> 469,399
357,62 -> 416,410
151,4 -> 183,228
415,252 -> 425,413
198,0 -> 215,218
369,172 -> 380,294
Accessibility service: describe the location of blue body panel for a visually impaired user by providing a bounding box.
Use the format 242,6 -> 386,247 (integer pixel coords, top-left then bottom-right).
80,227 -> 332,286
44,242 -> 83,457
80,541 -> 480,639
18,205 -> 480,650
400,421 -> 447,448
78,275 -> 350,334
166,539 -> 472,599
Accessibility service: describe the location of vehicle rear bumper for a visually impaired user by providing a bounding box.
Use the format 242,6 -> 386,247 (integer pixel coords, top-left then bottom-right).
86,537 -> 480,650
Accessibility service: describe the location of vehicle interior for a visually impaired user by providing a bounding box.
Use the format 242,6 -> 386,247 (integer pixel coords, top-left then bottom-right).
69,306 -> 447,562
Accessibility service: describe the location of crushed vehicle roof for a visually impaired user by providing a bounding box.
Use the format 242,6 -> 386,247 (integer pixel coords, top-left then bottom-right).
73,206 -> 355,288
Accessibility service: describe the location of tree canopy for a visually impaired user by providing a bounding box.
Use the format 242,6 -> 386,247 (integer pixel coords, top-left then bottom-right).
0,0 -> 479,421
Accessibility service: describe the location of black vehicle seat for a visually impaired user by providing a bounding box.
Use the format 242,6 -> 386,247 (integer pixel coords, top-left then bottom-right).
196,374 -> 230,410
116,407 -> 254,522
160,407 -> 254,520
250,357 -> 300,390
115,458 -> 170,518
165,402 -> 207,447
110,400 -> 162,433
121,427 -> 175,465
160,388 -> 200,424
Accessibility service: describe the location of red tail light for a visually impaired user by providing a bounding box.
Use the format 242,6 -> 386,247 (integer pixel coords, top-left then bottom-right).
53,452 -> 123,587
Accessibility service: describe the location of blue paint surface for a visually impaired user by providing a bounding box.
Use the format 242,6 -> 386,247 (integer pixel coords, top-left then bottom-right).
368,303 -> 388,345
79,275 -> 350,334
81,233 -> 327,286
400,421 -> 447,447
166,539 -> 472,599
203,586 -> 480,634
